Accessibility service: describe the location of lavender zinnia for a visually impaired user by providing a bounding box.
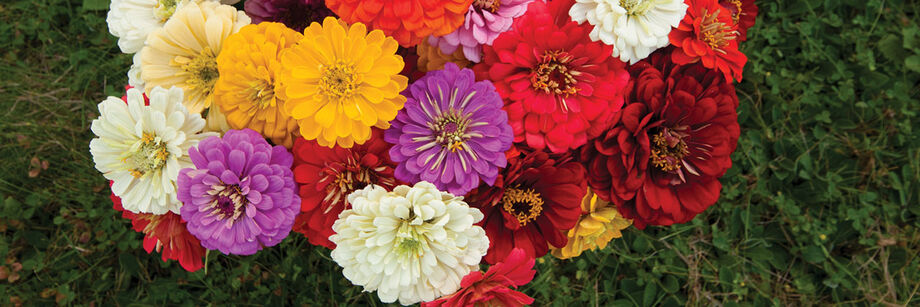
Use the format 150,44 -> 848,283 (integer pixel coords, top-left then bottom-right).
244,0 -> 334,32
384,63 -> 513,196
428,0 -> 533,62
177,129 -> 299,255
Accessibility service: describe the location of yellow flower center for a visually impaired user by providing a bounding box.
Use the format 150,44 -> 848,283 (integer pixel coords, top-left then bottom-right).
125,132 -> 170,178
530,50 -> 579,98
620,0 -> 655,16
245,79 -> 276,109
180,47 -> 220,99
431,113 -> 472,153
700,9 -> 737,52
154,0 -> 180,23
728,0 -> 743,24
206,184 -> 248,221
320,63 -> 358,102
472,0 -> 501,13
650,127 -> 690,172
502,187 -> 544,226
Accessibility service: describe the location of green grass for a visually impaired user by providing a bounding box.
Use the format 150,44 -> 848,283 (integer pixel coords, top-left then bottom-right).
1,0 -> 919,305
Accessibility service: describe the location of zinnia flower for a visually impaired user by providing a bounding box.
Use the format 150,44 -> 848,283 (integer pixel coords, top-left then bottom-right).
580,48 -> 740,229
468,151 -> 586,264
110,186 -> 205,272
719,0 -> 757,41
428,0 -> 533,63
177,129 -> 300,255
669,0 -> 747,82
244,0 -> 335,32
416,41 -> 472,73
140,0 -> 251,114
90,86 -> 215,214
330,182 -> 490,305
569,0 -> 688,64
550,188 -> 631,259
290,128 -> 399,249
128,52 -> 146,92
423,248 -> 536,307
278,17 -> 408,148
385,63 -> 513,196
326,0 -> 474,47
214,22 -> 302,148
473,0 -> 630,153
106,0 -> 185,54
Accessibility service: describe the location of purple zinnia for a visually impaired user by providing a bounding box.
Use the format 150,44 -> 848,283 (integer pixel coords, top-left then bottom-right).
244,0 -> 335,33
428,0 -> 533,63
384,62 -> 513,196
177,129 -> 299,255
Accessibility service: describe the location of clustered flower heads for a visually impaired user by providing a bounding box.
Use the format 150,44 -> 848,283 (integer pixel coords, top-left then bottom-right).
330,182 -> 489,305
94,0 -> 759,304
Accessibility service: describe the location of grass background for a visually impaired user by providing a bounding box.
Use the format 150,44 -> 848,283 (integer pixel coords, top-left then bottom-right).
1,0 -> 919,305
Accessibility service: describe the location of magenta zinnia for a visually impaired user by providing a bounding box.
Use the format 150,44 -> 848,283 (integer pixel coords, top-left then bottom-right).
177,129 -> 299,255
385,63 -> 513,196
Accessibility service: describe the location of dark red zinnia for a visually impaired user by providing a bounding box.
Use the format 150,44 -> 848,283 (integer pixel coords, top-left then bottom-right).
468,150 -> 586,264
669,0 -> 747,82
473,0 -> 629,153
422,248 -> 536,307
111,186 -> 205,272
719,0 -> 758,41
291,128 -> 399,249
580,48 -> 740,229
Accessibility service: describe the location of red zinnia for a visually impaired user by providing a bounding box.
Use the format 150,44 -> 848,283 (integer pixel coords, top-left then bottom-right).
580,48 -> 740,229
291,128 -> 399,249
669,0 -> 747,82
468,150 -> 586,263
111,189 -> 205,272
423,248 -> 536,307
325,0 -> 474,47
719,0 -> 758,41
473,0 -> 629,153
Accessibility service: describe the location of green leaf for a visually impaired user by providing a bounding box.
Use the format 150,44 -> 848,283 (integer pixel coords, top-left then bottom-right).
905,55 -> 920,72
803,245 -> 826,263
118,253 -> 140,277
82,0 -> 109,10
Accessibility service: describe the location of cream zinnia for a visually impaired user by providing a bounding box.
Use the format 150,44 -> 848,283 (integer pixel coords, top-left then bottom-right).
90,87 -> 216,214
139,0 -> 250,114
569,0 -> 687,64
330,182 -> 489,305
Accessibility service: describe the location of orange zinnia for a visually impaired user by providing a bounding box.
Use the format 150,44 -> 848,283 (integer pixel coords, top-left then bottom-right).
325,0 -> 474,47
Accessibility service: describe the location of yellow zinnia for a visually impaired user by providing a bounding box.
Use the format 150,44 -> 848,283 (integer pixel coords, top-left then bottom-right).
278,17 -> 408,148
551,188 -> 632,259
140,0 -> 251,114
213,22 -> 302,147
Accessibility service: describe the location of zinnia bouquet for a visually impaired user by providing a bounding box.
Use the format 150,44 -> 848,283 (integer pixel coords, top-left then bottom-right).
93,0 -> 758,304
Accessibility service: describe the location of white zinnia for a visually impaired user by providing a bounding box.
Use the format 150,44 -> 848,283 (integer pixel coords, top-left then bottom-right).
569,0 -> 688,64
128,51 -> 145,91
89,87 -> 216,214
106,0 -> 184,54
330,182 -> 490,306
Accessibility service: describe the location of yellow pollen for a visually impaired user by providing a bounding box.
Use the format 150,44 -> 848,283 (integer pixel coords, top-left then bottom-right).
650,128 -> 690,172
699,9 -> 738,53
154,0 -> 179,23
126,132 -> 170,178
531,50 -> 579,97
502,188 -> 544,226
448,140 -> 464,152
620,0 -> 654,16
180,47 -> 220,97
473,0 -> 500,13
320,63 -> 358,102
729,0 -> 743,24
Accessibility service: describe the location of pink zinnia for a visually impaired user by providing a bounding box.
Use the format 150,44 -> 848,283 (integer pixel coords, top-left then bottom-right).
428,0 -> 533,63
